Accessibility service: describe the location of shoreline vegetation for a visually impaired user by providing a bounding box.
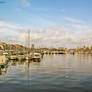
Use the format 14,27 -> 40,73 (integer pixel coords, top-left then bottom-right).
0,42 -> 92,54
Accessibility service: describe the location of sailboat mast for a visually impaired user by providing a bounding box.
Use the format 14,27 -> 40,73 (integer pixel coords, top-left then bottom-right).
26,30 -> 30,54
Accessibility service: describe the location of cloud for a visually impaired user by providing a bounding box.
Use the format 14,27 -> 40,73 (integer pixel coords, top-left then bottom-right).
0,21 -> 22,30
21,0 -> 31,7
0,20 -> 92,48
0,20 -> 43,46
65,17 -> 85,24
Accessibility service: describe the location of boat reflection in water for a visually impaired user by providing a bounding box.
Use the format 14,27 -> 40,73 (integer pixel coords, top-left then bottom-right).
0,54 -> 42,75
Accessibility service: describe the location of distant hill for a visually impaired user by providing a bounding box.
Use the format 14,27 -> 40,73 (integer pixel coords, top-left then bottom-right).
0,42 -> 26,51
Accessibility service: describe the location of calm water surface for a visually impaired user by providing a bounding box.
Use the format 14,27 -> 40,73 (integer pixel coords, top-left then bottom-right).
0,54 -> 92,92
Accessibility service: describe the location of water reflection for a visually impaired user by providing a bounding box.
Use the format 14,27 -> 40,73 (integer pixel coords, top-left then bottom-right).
0,54 -> 92,92
0,56 -> 41,76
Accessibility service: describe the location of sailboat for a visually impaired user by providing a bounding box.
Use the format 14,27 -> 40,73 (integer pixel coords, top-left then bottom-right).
25,29 -> 42,61
25,30 -> 32,60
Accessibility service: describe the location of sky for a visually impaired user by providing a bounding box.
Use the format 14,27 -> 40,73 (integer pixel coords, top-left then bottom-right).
0,0 -> 92,48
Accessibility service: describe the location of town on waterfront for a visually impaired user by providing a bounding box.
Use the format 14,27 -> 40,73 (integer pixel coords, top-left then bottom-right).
0,0 -> 92,92
0,42 -> 92,55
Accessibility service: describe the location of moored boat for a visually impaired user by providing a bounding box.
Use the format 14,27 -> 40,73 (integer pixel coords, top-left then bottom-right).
31,53 -> 42,61
9,54 -> 18,60
17,53 -> 25,61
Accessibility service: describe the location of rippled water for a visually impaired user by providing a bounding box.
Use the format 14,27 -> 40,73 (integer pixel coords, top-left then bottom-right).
0,54 -> 92,92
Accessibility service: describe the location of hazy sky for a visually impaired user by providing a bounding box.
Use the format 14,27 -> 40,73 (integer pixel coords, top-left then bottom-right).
0,0 -> 92,48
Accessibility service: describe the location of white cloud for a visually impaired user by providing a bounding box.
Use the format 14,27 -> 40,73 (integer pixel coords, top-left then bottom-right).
0,21 -> 23,31
65,17 -> 85,24
0,20 -> 92,48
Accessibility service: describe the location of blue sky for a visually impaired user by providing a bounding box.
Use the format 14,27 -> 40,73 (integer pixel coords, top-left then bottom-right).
0,0 -> 92,28
0,0 -> 92,48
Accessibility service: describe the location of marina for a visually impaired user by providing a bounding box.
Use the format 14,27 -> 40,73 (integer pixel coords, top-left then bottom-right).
0,0 -> 92,91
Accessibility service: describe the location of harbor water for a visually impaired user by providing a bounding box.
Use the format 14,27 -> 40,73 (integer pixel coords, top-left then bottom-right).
0,54 -> 92,92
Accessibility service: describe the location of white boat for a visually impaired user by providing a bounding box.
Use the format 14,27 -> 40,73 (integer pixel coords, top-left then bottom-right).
32,53 -> 42,60
9,54 -> 18,60
17,53 -> 25,60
